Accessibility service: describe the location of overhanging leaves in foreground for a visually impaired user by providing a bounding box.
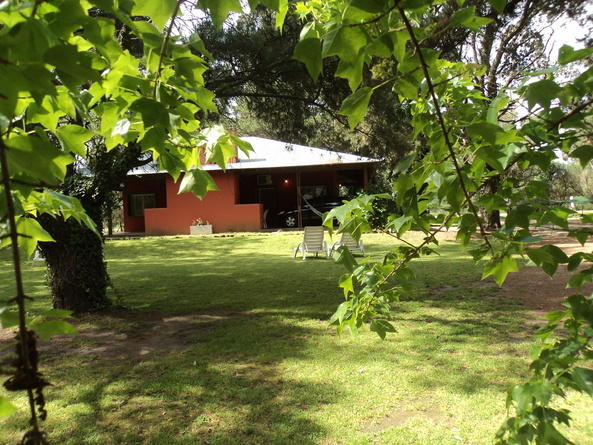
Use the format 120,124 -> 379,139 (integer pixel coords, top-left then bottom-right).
0,0 -> 287,442
294,1 -> 593,443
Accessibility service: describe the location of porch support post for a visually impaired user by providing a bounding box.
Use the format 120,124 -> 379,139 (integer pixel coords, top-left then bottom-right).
296,170 -> 302,228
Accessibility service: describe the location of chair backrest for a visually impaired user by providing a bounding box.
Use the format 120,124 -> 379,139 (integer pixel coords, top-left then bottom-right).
303,226 -> 325,249
340,232 -> 360,249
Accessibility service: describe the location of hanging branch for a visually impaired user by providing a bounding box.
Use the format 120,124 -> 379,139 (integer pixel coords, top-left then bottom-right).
397,5 -> 494,253
153,0 -> 185,97
0,140 -> 49,445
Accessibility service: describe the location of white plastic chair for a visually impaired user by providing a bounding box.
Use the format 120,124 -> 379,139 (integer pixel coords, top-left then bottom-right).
32,248 -> 45,267
328,232 -> 365,256
292,226 -> 328,260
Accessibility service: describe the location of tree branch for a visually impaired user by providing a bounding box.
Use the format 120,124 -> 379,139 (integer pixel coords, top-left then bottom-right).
154,0 -> 185,97
398,5 -> 494,251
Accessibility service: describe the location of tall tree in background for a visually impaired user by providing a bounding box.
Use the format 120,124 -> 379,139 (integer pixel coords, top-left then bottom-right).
38,141 -> 148,312
33,12 -> 159,312
435,0 -> 591,229
191,6 -> 414,180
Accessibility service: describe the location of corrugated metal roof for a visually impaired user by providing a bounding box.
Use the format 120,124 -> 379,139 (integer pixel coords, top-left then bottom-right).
129,136 -> 379,175
215,136 -> 379,171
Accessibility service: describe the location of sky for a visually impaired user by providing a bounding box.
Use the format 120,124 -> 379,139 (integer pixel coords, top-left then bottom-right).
547,3 -> 593,61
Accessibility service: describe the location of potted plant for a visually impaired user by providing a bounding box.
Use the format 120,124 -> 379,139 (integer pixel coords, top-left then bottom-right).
190,218 -> 213,235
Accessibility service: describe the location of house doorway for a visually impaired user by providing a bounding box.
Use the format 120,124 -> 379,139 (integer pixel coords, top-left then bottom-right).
259,187 -> 276,228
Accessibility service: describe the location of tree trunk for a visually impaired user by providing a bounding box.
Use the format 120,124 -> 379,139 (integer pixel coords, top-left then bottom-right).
107,206 -> 113,236
482,173 -> 502,231
38,215 -> 111,313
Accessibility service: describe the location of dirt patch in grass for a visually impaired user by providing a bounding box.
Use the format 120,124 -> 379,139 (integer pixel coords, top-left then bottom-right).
499,226 -> 593,320
46,313 -> 225,359
363,398 -> 446,433
0,311 -> 241,364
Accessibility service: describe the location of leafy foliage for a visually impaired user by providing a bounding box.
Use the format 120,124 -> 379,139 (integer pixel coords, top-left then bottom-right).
293,1 -> 593,443
0,0 -> 255,441
190,5 -> 414,178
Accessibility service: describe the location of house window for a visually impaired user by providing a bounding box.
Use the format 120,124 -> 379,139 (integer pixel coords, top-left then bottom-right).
301,185 -> 327,199
129,193 -> 156,217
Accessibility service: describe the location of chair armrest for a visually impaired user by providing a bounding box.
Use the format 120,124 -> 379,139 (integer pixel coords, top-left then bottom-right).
293,241 -> 303,258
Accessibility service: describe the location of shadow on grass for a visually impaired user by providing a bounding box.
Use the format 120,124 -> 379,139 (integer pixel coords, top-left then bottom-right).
3,314 -> 333,445
0,234 -> 543,443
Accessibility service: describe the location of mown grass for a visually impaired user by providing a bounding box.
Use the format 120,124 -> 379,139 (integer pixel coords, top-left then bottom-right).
1,231 -> 591,444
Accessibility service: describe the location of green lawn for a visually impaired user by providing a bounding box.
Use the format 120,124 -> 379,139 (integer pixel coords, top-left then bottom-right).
1,231 -> 591,444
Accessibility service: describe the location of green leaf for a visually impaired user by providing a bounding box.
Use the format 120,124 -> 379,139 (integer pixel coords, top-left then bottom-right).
487,93 -> 508,124
0,308 -> 20,329
206,137 -> 238,170
5,135 -> 74,184
544,310 -> 569,326
393,77 -> 418,100
567,270 -> 593,292
349,0 -> 390,13
178,169 -> 219,198
370,319 -> 396,340
322,26 -> 368,64
130,98 -> 171,129
41,309 -> 74,318
567,229 -> 591,246
571,367 -> 593,396
196,0 -> 243,29
468,122 -> 521,147
0,397 -> 17,417
449,7 -> 493,32
504,204 -> 533,230
10,18 -> 60,62
332,246 -> 359,273
569,145 -> 593,168
188,33 -> 214,61
338,273 -> 355,298
482,254 -> 518,286
335,56 -> 365,91
339,87 -> 373,129
17,218 -> 55,258
367,32 -> 394,58
32,320 -> 78,341
229,135 -> 253,159
394,153 -> 416,174
329,301 -> 349,330
55,125 -> 95,157
509,383 -> 534,412
400,0 -> 433,9
541,422 -> 572,445
537,208 -> 570,230
524,79 -> 562,110
43,44 -> 104,88
525,245 -> 568,277
294,38 -> 323,82
558,45 -> 593,65
133,0 -> 178,31
488,0 -> 506,14
476,193 -> 507,211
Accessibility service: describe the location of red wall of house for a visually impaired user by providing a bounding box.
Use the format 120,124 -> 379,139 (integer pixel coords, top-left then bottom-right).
123,175 -> 168,233
123,166 -> 373,234
142,172 -> 263,235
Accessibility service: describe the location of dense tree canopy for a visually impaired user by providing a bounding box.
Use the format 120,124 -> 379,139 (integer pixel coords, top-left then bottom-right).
0,0 -> 248,441
190,5 -> 414,176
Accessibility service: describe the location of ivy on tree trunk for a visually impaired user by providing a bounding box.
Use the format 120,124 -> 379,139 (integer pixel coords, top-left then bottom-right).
38,215 -> 111,313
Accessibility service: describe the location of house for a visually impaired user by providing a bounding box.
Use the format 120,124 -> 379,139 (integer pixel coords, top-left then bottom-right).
122,136 -> 380,235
